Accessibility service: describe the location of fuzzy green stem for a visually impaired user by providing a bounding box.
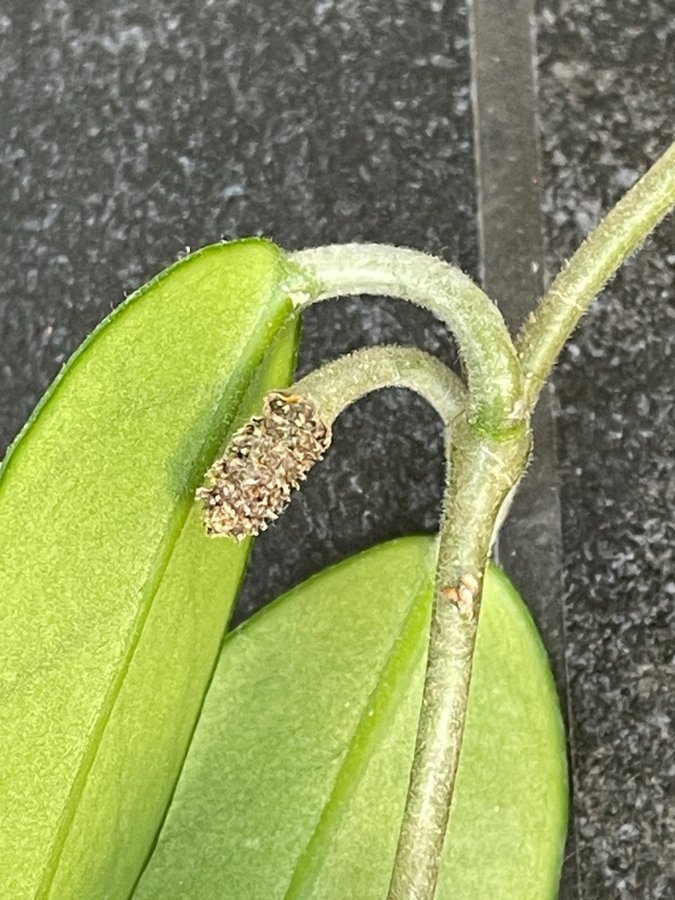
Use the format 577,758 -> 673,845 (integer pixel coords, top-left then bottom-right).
293,345 -> 467,427
518,140 -> 675,409
285,146 -> 675,894
292,348 -> 530,900
283,246 -> 532,897
387,421 -> 530,900
287,244 -> 525,437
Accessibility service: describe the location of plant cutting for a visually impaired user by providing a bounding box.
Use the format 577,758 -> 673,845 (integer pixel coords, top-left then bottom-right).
1,142 -> 673,900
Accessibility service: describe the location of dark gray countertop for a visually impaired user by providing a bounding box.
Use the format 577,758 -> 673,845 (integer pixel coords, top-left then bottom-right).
0,1 -> 672,896
538,2 -> 674,896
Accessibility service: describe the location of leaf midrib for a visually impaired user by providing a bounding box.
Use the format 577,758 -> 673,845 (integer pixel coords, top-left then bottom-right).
38,303 -> 294,899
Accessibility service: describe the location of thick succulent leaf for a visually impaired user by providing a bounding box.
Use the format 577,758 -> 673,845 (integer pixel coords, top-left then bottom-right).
0,239 -> 298,899
135,537 -> 568,899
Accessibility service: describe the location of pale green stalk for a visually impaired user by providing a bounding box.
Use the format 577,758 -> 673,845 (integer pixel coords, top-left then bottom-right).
276,143 -> 675,900
286,345 -> 529,900
283,245 -> 530,899
293,344 -> 467,427
288,244 -> 525,438
387,421 -> 529,900
518,140 -> 675,409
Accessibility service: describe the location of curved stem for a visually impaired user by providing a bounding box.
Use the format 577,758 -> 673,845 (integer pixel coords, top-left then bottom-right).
293,345 -> 467,427
517,140 -> 675,410
287,244 -> 524,438
199,345 -> 468,542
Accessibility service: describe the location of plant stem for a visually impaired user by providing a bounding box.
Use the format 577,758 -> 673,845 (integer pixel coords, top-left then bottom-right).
281,147 -> 675,894
292,345 -> 467,427
293,347 -> 530,899
282,246 -> 532,896
387,420 -> 530,900
517,140 -> 675,409
287,243 -> 525,437
385,145 -> 675,895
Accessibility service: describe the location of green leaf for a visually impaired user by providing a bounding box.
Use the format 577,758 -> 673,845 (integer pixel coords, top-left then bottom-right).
135,537 -> 568,899
0,239 -> 298,899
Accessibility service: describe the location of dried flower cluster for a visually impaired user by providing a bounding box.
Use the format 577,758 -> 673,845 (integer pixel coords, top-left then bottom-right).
197,391 -> 331,540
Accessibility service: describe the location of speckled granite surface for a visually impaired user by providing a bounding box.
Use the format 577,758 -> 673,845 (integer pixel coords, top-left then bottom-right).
538,2 -> 674,896
0,1 -> 672,896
